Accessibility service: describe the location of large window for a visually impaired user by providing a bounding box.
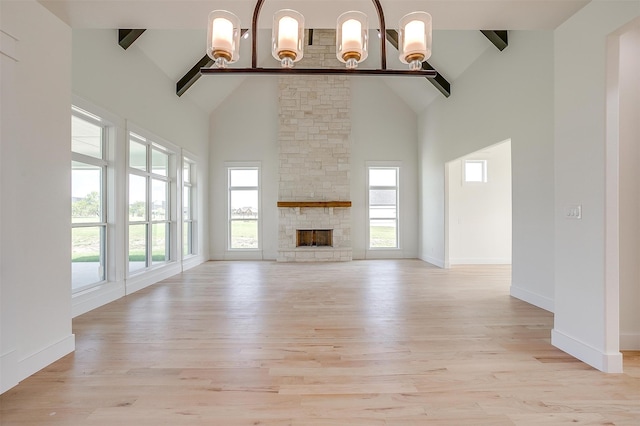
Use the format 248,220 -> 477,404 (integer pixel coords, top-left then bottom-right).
228,167 -> 260,249
127,131 -> 175,274
368,166 -> 399,249
71,107 -> 108,292
183,158 -> 196,257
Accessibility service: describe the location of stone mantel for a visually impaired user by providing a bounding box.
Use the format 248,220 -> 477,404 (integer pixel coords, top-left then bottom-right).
277,201 -> 352,208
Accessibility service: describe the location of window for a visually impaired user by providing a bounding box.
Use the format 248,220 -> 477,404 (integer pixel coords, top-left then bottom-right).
228,167 -> 260,249
127,131 -> 175,275
464,160 -> 487,183
183,158 -> 196,257
71,107 -> 108,292
368,167 -> 399,249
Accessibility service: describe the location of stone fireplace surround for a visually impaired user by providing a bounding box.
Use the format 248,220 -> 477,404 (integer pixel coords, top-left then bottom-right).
277,30 -> 352,262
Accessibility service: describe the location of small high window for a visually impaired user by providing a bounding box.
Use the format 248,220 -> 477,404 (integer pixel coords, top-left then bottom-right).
464,160 -> 487,183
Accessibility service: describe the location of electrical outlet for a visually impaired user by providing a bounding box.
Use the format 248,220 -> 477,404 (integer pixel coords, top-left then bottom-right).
566,204 -> 582,220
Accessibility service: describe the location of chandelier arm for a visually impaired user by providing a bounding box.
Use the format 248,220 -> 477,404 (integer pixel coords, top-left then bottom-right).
371,0 -> 387,70
251,0 -> 266,68
250,0 -> 388,69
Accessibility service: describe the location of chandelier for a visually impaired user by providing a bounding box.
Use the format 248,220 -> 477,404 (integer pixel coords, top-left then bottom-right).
202,0 -> 436,78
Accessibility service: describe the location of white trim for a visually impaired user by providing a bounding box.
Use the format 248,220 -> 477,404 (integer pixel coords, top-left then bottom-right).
0,350 -> 19,393
0,30 -> 19,62
620,333 -> 640,350
450,257 -> 512,265
510,285 -> 554,312
419,254 -> 445,268
13,335 -> 76,392
551,328 -> 623,373
223,250 -> 264,261
126,263 -> 182,294
72,280 -> 125,318
182,255 -> 206,272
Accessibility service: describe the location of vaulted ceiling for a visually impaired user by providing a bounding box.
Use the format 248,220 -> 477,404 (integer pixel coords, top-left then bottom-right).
39,0 -> 590,114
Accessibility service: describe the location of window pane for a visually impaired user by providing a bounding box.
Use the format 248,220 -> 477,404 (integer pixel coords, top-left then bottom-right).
230,169 -> 258,187
183,187 -> 191,220
152,149 -> 168,177
465,161 -> 485,182
231,190 -> 258,219
152,223 -> 168,264
370,221 -> 397,248
129,224 -> 147,273
72,162 -> 102,223
72,116 -> 102,159
231,220 -> 258,249
369,168 -> 396,187
183,221 -> 193,256
370,206 -> 397,219
369,189 -> 396,206
183,162 -> 191,183
71,226 -> 104,290
129,174 -> 147,221
129,140 -> 147,171
152,179 -> 167,221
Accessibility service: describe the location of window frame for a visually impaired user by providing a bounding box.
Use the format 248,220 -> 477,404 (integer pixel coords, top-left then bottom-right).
182,155 -> 197,258
367,164 -> 400,250
71,106 -> 109,293
227,164 -> 261,251
126,126 -> 178,276
463,159 -> 488,184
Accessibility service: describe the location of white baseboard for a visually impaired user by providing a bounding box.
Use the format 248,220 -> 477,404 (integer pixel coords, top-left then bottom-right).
419,255 -> 445,268
2,335 -> 76,394
72,280 -> 125,318
1,349 -> 19,393
552,328 -> 623,373
620,333 -> 640,350
510,285 -> 554,312
126,263 -> 182,294
449,258 -> 512,265
182,255 -> 206,271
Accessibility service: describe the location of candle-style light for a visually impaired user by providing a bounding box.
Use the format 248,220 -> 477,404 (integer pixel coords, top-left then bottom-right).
398,12 -> 432,70
336,11 -> 368,69
207,10 -> 241,68
272,9 -> 305,68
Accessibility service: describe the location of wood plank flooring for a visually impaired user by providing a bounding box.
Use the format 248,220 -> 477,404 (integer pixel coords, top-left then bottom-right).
1,260 -> 639,425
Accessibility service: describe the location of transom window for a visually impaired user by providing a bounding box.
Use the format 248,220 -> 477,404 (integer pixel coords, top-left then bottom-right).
368,166 -> 399,249
228,167 -> 260,249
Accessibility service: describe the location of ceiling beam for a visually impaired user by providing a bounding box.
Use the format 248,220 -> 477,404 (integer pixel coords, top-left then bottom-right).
118,29 -> 146,50
385,29 -> 450,98
480,30 -> 508,51
176,29 -> 249,97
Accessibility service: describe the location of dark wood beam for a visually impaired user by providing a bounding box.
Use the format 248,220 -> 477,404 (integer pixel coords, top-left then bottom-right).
480,30 -> 508,51
176,29 -> 249,97
177,55 -> 214,97
118,29 -> 146,50
385,29 -> 451,98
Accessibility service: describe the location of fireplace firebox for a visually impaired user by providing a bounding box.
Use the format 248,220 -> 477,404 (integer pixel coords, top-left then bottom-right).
296,229 -> 333,247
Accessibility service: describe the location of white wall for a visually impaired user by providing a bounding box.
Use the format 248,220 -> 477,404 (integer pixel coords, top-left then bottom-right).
351,77 -> 419,259
1,0 -> 75,393
72,29 -> 211,312
419,31 -> 555,311
618,24 -> 640,351
553,1 -> 640,372
209,76 -> 420,260
447,141 -> 512,265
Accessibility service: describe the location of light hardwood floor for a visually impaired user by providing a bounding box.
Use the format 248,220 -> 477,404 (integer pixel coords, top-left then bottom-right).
1,260 -> 639,425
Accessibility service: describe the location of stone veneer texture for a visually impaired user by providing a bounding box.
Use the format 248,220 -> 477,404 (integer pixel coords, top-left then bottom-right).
278,30 -> 352,262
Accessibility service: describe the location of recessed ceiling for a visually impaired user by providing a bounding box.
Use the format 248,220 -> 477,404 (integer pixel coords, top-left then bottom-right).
40,0 -> 589,114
